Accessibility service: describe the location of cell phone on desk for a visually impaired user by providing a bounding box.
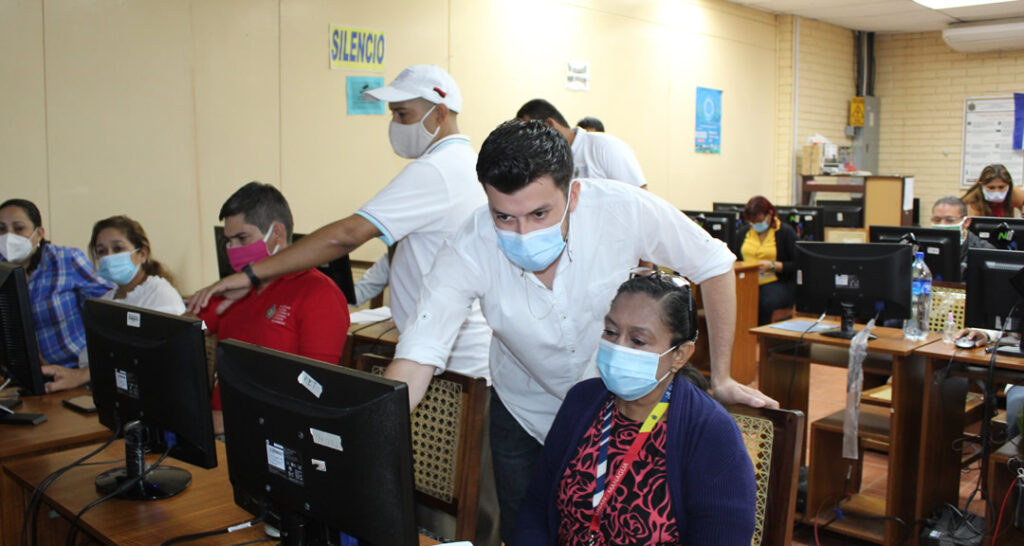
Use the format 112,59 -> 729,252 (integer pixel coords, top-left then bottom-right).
62,394 -> 97,414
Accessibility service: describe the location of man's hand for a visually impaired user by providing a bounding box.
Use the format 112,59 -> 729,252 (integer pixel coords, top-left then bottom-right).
712,376 -> 779,409
186,272 -> 252,314
41,364 -> 90,393
954,328 -> 989,347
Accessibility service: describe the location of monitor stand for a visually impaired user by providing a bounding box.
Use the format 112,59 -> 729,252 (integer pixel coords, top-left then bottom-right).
820,302 -> 877,341
95,420 -> 191,500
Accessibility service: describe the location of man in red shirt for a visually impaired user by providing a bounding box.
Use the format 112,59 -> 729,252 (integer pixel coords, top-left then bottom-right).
200,182 -> 350,430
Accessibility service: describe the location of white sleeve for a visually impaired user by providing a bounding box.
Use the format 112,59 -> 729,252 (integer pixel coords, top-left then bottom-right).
356,161 -> 450,246
635,190 -> 735,282
354,253 -> 390,306
600,137 -> 647,187
393,226 -> 486,370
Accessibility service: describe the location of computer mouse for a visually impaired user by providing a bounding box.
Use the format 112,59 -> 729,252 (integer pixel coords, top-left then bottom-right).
955,336 -> 977,349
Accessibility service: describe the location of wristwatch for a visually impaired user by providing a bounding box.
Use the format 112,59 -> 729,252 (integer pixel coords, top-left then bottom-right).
241,263 -> 261,287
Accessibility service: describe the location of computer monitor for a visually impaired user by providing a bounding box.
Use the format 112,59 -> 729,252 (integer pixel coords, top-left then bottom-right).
214,227 -> 357,304
967,217 -> 1024,251
777,206 -> 825,241
965,249 -> 1024,356
0,262 -> 45,397
817,199 -> 864,228
869,225 -> 961,282
682,210 -> 738,253
795,242 -> 913,339
712,202 -> 746,216
218,340 -> 417,546
84,299 -> 216,500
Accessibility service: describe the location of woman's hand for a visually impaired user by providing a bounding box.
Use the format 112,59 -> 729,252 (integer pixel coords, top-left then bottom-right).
41,365 -> 90,393
953,328 -> 989,347
757,260 -> 778,273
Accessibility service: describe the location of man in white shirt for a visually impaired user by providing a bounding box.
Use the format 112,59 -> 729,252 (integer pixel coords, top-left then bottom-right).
517,98 -> 647,188
383,120 -> 777,541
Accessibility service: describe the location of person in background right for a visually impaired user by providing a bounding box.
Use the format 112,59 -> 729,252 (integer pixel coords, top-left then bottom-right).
961,164 -> 1024,218
929,195 -> 994,278
575,116 -> 604,133
954,328 -> 1024,440
733,196 -> 798,325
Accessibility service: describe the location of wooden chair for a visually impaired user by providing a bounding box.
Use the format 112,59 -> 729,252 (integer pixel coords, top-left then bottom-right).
725,405 -> 805,546
355,353 -> 487,542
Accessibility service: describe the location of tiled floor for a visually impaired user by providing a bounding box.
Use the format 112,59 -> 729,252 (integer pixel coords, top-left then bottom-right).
787,364 -> 985,546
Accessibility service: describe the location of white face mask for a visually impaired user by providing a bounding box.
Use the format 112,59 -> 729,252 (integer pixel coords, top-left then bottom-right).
0,232 -> 36,263
388,105 -> 439,159
983,188 -> 1008,202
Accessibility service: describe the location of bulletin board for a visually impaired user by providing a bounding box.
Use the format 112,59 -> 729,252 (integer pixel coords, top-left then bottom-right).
960,95 -> 1024,189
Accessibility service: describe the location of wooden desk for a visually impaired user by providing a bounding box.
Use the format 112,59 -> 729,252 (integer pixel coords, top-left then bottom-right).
4,441 -> 439,545
692,262 -> 760,384
752,322 -> 939,544
0,388 -> 109,546
914,342 -> 1024,541
342,318 -> 399,366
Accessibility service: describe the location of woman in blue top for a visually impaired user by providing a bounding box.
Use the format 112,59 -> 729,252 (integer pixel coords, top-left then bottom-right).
0,199 -> 112,368
513,271 -> 755,545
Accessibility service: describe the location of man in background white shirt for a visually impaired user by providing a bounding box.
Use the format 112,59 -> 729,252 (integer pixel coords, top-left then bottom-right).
384,120 -> 777,542
517,98 -> 647,188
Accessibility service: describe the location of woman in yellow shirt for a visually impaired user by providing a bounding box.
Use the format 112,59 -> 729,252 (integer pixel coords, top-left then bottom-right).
732,196 -> 799,325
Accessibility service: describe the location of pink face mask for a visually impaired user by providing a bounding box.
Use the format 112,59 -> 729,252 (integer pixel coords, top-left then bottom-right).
226,228 -> 277,272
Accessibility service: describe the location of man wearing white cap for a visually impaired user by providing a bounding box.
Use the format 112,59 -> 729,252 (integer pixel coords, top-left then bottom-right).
187,65 -> 496,541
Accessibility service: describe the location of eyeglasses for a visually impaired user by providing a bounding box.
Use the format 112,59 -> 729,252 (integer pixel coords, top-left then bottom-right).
628,267 -> 693,290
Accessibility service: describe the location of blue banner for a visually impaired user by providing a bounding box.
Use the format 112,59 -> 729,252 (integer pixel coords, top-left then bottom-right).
1014,92 -> 1023,150
695,87 -> 722,154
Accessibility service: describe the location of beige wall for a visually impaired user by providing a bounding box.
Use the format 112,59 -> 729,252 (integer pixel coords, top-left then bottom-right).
876,31 -> 1024,216
0,0 -> 781,293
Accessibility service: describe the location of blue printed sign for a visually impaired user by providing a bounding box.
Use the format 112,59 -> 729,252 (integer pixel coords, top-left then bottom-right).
346,76 -> 386,115
695,87 -> 722,154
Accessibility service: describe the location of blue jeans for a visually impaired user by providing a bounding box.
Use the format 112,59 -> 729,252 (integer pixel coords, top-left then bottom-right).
489,388 -> 543,544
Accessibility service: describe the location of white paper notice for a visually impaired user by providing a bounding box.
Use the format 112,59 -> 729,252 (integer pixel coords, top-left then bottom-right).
903,177 -> 914,211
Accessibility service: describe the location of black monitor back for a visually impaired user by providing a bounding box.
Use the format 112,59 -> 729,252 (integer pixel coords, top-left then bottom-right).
681,210 -> 739,252
218,340 -> 417,546
84,299 -> 216,468
214,227 -> 356,304
869,225 -> 961,282
967,216 -> 1024,251
795,242 -> 913,322
777,206 -> 825,241
818,199 -> 864,228
712,202 -> 746,217
965,248 -> 1024,331
0,263 -> 45,395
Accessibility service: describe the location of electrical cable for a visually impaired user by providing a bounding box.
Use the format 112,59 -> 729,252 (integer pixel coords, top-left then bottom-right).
159,510 -> 266,545
21,421 -> 121,546
992,472 -> 1021,546
64,443 -> 173,546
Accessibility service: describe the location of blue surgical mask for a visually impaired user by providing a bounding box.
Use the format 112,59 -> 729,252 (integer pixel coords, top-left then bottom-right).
596,338 -> 677,401
751,220 -> 770,233
97,250 -> 140,285
495,191 -> 572,271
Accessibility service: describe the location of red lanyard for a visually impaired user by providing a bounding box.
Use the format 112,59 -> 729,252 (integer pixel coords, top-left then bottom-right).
587,384 -> 672,545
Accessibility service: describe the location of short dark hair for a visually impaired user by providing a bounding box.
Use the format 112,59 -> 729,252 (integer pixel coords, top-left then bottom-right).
576,117 -> 605,132
477,120 -> 574,195
515,99 -> 569,128
219,182 -> 294,240
932,196 -> 967,217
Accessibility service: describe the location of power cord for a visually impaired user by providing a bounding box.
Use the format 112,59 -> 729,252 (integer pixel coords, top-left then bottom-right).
20,420 -> 121,546
160,508 -> 266,545
64,443 -> 173,546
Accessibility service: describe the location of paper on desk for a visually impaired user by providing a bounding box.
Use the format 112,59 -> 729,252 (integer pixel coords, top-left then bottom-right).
770,319 -> 834,334
349,306 -> 391,324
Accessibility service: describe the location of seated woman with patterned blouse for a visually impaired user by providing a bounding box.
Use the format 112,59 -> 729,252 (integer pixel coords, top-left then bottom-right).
513,272 -> 756,546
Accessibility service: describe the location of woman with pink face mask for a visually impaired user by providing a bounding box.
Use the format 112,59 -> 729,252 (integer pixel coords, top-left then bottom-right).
962,164 -> 1024,218
0,199 -> 112,369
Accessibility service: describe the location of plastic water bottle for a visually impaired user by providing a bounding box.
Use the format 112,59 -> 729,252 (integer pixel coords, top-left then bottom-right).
942,311 -> 957,343
903,252 -> 932,341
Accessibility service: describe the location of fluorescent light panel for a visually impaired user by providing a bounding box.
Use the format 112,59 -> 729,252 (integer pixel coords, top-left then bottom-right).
913,0 -> 1016,9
